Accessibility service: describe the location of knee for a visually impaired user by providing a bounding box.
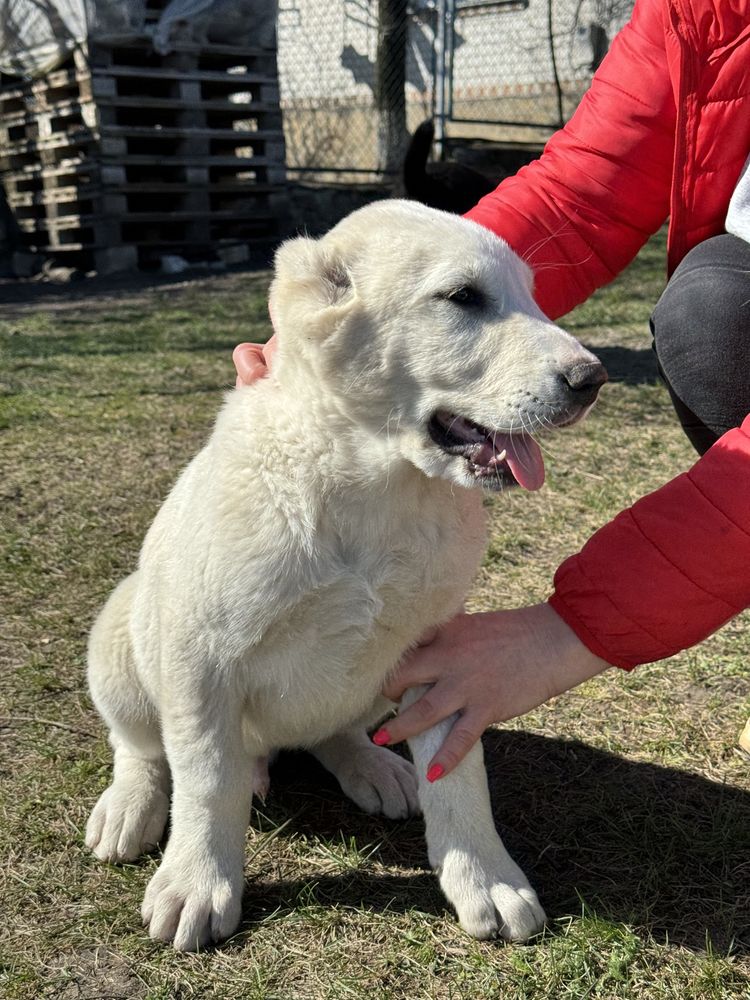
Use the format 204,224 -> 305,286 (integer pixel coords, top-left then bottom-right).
652,236 -> 726,362
651,234 -> 750,388
650,235 -> 750,445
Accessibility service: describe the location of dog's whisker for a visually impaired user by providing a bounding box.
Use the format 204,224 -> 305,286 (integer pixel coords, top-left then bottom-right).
518,413 -> 561,463
521,222 -> 595,272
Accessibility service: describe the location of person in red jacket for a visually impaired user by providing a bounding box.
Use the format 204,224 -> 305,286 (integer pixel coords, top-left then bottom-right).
234,0 -> 750,779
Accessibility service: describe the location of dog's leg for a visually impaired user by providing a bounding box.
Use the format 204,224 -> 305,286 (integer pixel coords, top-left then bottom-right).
86,574 -> 170,863
402,685 -> 546,941
140,675 -> 256,952
312,708 -> 419,820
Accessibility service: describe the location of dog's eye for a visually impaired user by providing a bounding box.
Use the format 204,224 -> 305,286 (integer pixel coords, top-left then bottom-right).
445,286 -> 483,307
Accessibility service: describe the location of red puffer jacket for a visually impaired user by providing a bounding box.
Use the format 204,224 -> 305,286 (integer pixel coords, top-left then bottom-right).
465,0 -> 750,668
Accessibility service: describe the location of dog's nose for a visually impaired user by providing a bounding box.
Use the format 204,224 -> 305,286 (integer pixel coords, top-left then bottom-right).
559,360 -> 608,404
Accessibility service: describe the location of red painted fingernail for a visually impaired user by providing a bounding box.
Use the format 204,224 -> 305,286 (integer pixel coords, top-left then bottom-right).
426,764 -> 445,783
372,728 -> 390,746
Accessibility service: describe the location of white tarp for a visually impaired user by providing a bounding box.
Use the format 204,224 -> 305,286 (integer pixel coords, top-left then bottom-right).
152,0 -> 276,55
152,0 -> 215,55
0,0 -> 145,77
0,0 -> 88,77
0,0 -> 276,78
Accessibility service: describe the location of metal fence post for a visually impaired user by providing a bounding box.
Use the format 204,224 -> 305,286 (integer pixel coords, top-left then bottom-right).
434,0 -> 454,160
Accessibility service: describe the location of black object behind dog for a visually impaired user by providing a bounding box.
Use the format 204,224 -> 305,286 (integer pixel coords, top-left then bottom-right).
402,120 -> 497,215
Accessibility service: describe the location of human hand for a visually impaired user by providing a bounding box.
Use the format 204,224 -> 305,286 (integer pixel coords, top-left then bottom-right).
233,336 -> 278,387
375,603 -> 610,780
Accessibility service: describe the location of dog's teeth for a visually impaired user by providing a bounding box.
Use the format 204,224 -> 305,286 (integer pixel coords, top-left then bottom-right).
489,449 -> 507,466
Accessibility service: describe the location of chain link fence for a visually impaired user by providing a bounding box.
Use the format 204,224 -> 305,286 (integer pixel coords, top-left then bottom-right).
277,0 -> 433,180
277,0 -> 633,182
442,0 -> 632,135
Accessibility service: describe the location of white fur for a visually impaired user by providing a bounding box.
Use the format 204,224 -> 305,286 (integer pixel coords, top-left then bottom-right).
85,200 -> 600,951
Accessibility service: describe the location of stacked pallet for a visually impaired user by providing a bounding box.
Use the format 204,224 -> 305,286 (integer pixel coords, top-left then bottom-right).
0,35 -> 286,273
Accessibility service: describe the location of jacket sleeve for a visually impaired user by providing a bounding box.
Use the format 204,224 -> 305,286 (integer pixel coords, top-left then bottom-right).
548,415 -> 750,668
464,0 -> 675,319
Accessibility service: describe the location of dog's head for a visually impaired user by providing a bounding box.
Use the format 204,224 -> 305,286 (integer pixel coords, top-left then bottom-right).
268,200 -> 606,492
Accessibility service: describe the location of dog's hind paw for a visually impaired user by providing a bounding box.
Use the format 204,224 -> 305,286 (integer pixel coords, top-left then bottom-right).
438,845 -> 546,942
337,745 -> 420,820
85,778 -> 169,864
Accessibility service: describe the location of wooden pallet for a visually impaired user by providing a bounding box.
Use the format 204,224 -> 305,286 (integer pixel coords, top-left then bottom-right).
0,66 -> 86,116
0,35 -> 286,273
77,43 -> 282,125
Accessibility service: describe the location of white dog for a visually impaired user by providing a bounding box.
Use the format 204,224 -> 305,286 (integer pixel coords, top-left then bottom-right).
85,200 -> 606,951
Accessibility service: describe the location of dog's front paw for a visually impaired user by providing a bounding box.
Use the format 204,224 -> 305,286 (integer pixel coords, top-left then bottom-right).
141,854 -> 243,951
337,745 -> 420,820
438,846 -> 546,942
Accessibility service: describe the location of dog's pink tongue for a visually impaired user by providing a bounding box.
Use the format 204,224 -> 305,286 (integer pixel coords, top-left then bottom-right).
500,435 -> 545,491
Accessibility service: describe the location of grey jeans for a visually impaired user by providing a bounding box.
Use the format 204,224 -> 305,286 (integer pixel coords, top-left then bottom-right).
651,233 -> 750,456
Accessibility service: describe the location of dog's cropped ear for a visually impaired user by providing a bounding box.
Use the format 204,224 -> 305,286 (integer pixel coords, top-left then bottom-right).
272,234 -> 355,312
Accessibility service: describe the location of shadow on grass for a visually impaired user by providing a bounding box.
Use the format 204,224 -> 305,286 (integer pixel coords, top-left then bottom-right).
584,345 -> 660,386
3,332 -> 267,360
258,732 -> 749,954
0,264 -> 272,311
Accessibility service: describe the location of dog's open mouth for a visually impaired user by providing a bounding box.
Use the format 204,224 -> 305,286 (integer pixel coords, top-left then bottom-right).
428,410 -> 545,491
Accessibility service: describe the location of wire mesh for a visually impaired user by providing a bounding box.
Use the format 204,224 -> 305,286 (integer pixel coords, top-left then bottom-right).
277,0 -> 633,181
277,0 -> 438,180
448,0 -> 632,130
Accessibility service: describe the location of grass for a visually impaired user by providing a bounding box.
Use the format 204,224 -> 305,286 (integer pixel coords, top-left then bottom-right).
1,229 -> 749,1000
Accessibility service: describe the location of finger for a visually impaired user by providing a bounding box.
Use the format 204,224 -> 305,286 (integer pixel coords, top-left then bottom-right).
416,626 -> 438,647
374,686 -> 462,745
382,635 -> 446,702
425,711 -> 486,780
233,343 -> 268,386
382,656 -> 438,702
